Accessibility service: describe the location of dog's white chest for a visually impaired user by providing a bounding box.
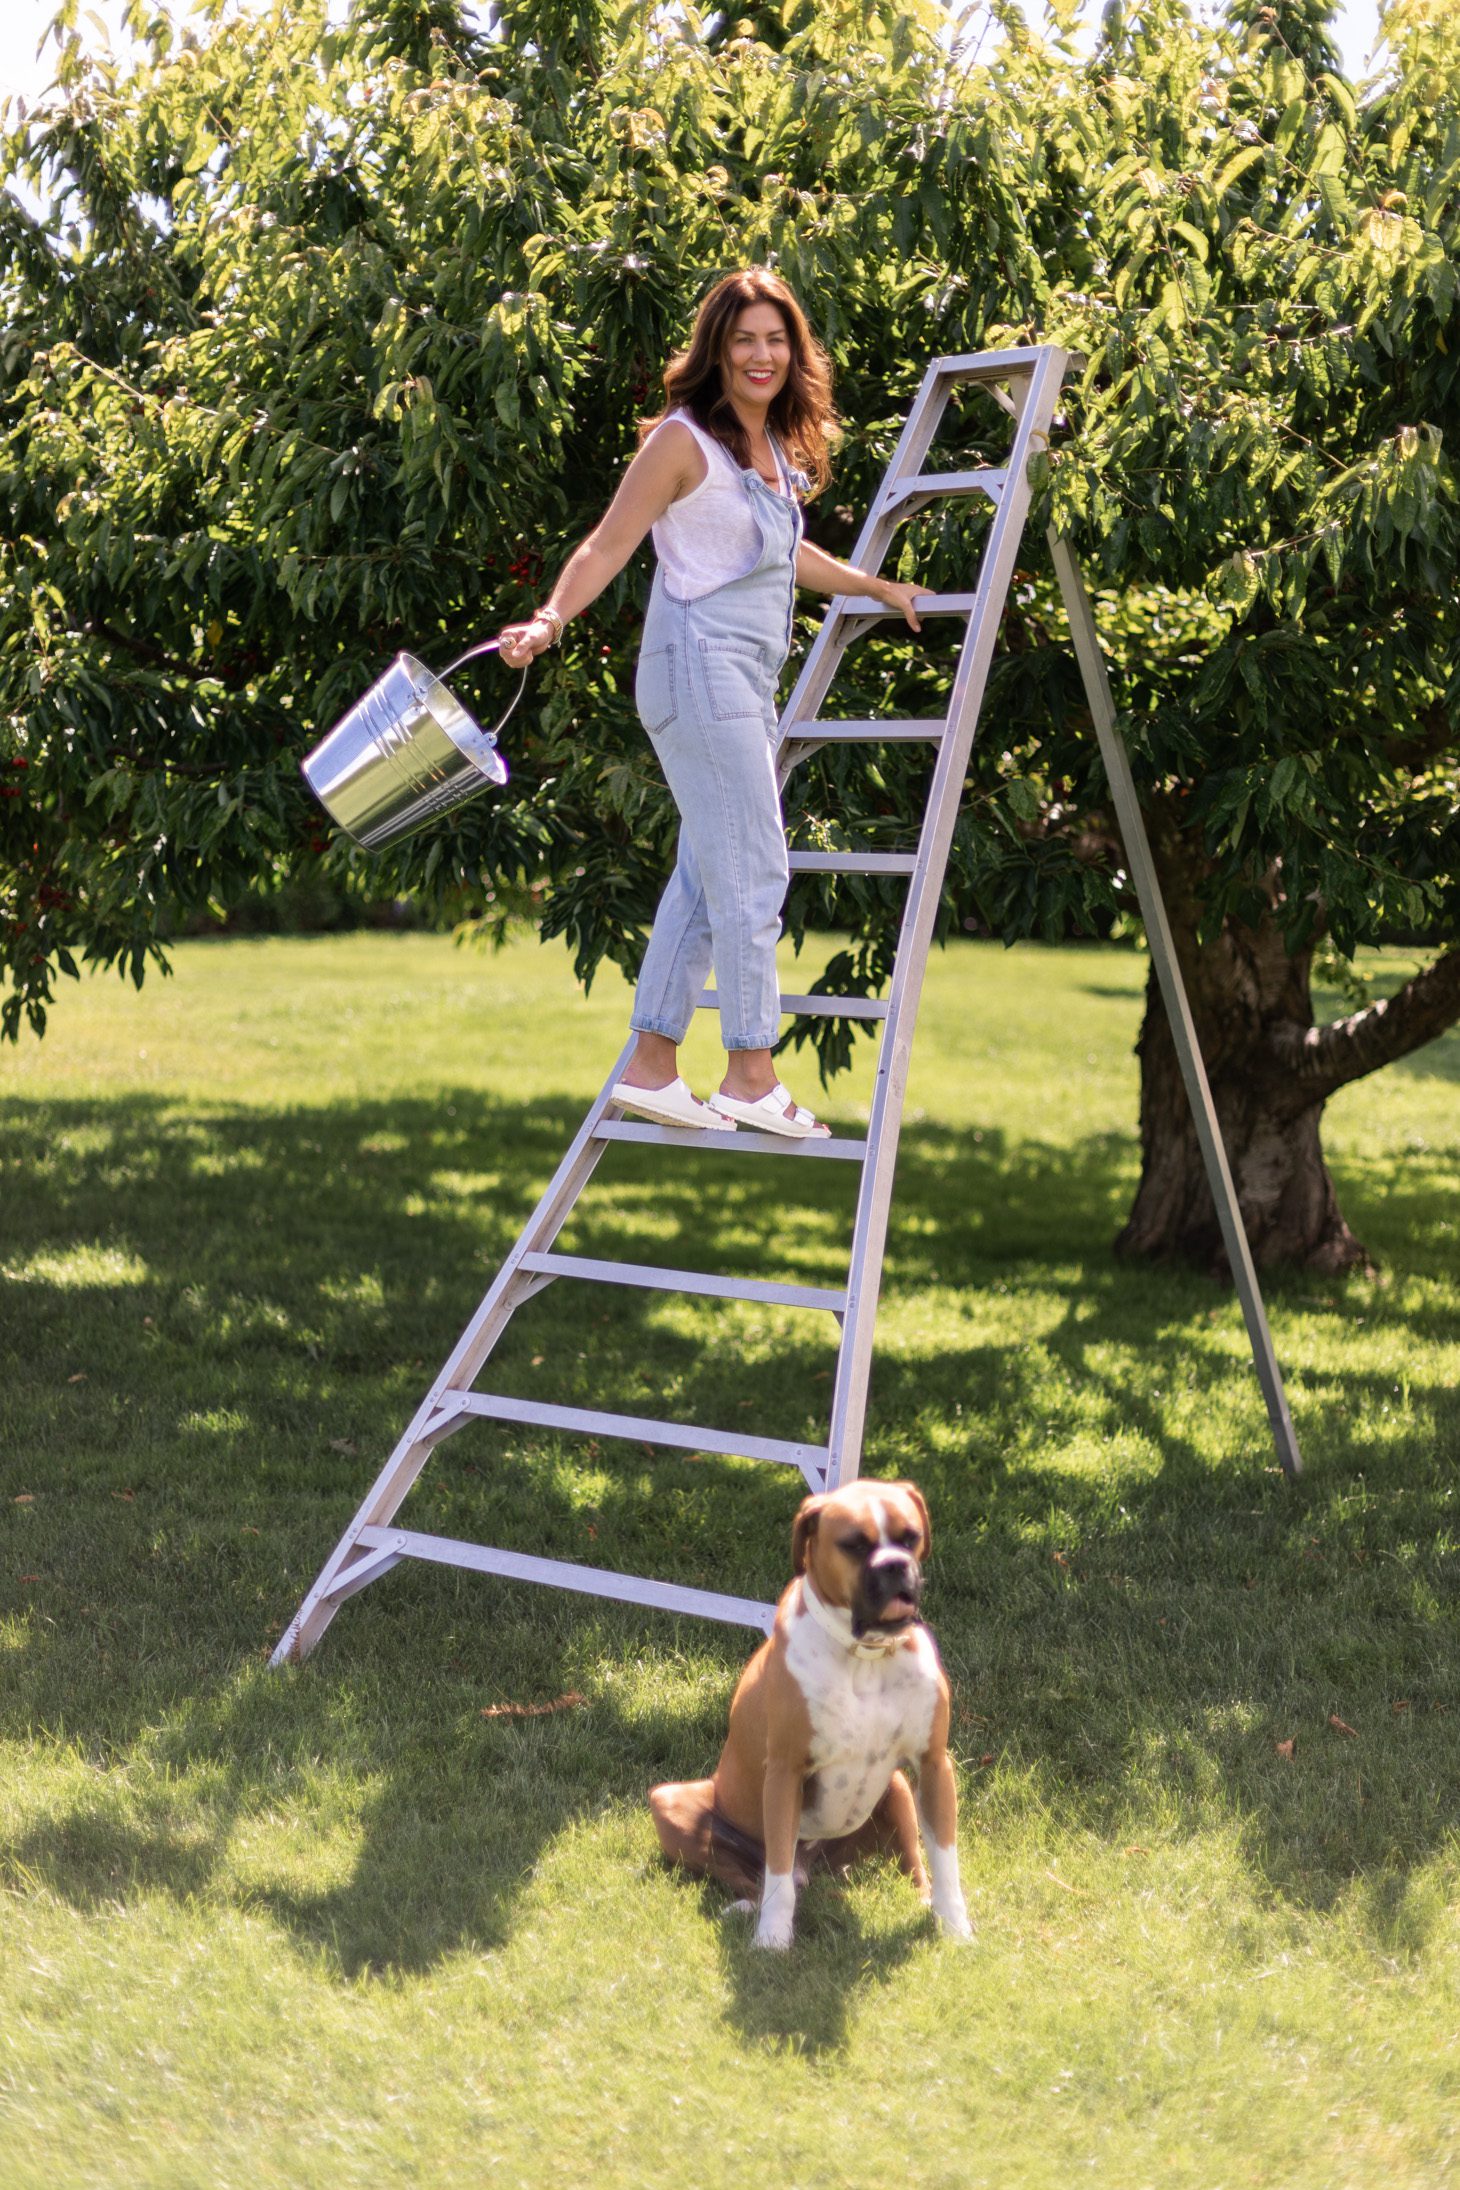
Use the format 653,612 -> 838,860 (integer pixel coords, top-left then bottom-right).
785,1607 -> 940,1840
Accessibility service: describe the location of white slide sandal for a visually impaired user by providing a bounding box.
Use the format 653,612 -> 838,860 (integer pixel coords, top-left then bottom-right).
609,1076 -> 739,1131
707,1081 -> 831,1139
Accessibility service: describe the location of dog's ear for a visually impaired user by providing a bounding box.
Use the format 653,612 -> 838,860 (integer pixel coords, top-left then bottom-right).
896,1481 -> 931,1560
791,1494 -> 827,1575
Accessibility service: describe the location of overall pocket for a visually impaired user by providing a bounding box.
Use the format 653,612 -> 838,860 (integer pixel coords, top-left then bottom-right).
697,636 -> 774,723
635,644 -> 678,737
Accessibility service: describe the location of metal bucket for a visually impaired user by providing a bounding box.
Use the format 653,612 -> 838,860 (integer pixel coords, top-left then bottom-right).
301,640 -> 526,851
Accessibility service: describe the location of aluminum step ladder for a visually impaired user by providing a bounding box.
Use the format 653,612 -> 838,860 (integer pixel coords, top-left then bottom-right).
271,343 -> 1301,1668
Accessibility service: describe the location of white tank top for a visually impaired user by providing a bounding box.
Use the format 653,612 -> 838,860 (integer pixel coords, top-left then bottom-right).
648,411 -> 791,601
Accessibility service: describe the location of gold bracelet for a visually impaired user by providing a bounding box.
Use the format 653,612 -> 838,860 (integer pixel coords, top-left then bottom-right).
532,606 -> 565,647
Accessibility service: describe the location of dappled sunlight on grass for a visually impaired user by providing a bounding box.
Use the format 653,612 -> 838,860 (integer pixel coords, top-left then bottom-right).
2,1241 -> 152,1289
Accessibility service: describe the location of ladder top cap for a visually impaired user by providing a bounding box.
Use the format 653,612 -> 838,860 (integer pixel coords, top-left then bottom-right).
929,343 -> 1074,381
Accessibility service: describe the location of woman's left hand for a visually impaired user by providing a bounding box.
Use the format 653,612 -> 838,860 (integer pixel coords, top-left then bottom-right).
876,579 -> 930,631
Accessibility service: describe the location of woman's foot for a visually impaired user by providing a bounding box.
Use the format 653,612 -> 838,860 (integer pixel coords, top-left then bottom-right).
612,1033 -> 735,1130
611,1076 -> 737,1131
717,1050 -> 830,1137
710,1078 -> 830,1139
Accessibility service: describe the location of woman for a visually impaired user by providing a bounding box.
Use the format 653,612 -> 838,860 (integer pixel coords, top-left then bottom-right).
496,268 -> 925,1138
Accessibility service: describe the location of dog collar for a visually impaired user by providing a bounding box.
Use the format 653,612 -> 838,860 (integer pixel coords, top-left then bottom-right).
799,1577 -> 912,1659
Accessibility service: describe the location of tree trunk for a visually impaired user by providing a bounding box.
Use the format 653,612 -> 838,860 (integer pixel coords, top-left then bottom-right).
1117,950 -> 1370,1275
1114,814 -> 1460,1278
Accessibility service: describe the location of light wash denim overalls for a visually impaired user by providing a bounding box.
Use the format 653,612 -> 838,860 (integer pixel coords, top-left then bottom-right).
630,439 -> 805,1053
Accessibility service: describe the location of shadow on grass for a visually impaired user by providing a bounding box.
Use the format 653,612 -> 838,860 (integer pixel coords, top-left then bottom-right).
710,1875 -> 933,2056
3,1083 -> 1460,2036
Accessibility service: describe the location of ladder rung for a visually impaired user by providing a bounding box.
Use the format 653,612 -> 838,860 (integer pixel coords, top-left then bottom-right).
445,1392 -> 829,1474
788,851 -> 916,874
697,989 -> 888,1020
354,1525 -> 776,1632
518,1250 -> 847,1314
884,468 -> 1007,510
833,592 -> 978,620
780,719 -> 946,743
592,1120 -> 865,1161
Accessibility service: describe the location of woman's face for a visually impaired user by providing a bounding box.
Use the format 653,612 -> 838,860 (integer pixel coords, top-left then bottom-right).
722,302 -> 792,409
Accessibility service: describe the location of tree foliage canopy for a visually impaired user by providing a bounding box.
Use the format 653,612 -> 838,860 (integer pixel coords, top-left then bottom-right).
1,0 -> 1456,1058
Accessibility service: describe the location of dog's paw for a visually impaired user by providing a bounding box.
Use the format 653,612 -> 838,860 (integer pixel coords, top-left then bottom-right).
752,1870 -> 795,1949
751,1919 -> 794,1951
932,1900 -> 975,1943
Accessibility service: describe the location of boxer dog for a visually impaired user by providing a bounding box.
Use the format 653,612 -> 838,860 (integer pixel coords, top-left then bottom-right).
649,1479 -> 973,1950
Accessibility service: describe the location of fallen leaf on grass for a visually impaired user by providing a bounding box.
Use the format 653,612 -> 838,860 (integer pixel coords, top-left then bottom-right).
1392,1700 -> 1410,1715
111,1490 -> 135,1502
67,1372 -> 87,1384
1329,1715 -> 1358,1739
1275,1738 -> 1296,1760
12,1494 -> 33,1504
480,1692 -> 586,1720
328,1438 -> 357,1455
19,1574 -> 39,1583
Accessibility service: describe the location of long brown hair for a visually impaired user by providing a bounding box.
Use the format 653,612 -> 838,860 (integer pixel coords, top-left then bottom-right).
637,268 -> 839,498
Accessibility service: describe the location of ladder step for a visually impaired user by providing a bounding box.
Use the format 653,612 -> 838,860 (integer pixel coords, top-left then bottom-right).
593,1120 -> 865,1161
518,1250 -> 847,1314
780,719 -> 946,743
355,1525 -> 776,1633
445,1392 -> 829,1475
884,468 -> 1007,511
833,591 -> 978,621
697,989 -> 888,1020
788,851 -> 916,874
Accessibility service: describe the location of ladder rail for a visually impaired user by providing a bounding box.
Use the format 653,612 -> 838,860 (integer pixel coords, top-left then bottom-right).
272,1034 -> 638,1664
825,345 -> 1074,1478
1046,534 -> 1302,1479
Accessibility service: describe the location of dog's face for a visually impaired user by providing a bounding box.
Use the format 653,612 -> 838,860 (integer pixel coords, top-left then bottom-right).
791,1480 -> 931,1639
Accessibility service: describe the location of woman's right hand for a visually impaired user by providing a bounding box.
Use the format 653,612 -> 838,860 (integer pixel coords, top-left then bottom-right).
496,616 -> 556,669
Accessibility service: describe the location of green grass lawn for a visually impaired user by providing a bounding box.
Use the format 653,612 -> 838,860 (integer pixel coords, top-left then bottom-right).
3,930 -> 1459,2190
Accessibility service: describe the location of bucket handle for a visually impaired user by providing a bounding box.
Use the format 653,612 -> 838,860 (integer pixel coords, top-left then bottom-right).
428,637 -> 528,747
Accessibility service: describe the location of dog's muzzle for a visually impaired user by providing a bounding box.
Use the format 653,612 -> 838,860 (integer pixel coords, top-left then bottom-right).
852,1546 -> 923,1635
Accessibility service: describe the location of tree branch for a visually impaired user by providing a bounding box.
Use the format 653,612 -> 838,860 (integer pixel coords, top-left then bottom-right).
86,620 -> 236,686
1272,947 -> 1460,1106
